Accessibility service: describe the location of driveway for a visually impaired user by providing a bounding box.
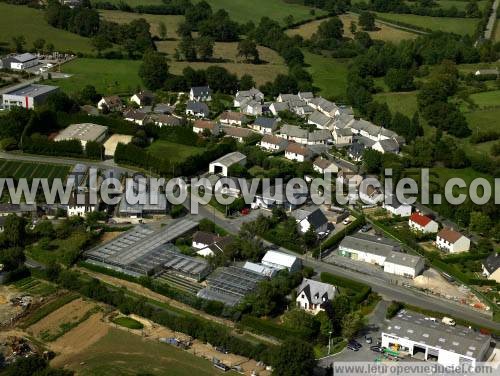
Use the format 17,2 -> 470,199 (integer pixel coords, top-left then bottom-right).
318,300 -> 390,367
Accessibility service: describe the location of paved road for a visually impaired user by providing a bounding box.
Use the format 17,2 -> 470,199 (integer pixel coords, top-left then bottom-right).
1,151 -> 499,330
484,0 -> 500,40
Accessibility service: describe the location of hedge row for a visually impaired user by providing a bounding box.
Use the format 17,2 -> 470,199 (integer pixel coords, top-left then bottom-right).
312,215 -> 365,257
239,315 -> 309,341
320,272 -> 371,304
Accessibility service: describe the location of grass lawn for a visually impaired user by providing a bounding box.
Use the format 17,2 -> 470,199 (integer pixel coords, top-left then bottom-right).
374,91 -> 419,117
436,0 -> 488,11
42,58 -> 142,96
199,0 -> 326,25
468,90 -> 500,110
99,10 -> 184,39
92,0 -> 164,6
0,160 -> 70,181
62,328 -> 238,376
287,14 -> 419,43
304,51 -> 349,101
112,316 -> 144,330
0,3 -> 94,54
375,12 -> 479,35
147,140 -> 206,163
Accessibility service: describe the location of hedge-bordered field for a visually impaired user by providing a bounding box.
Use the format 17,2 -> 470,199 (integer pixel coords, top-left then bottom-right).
0,160 -> 70,181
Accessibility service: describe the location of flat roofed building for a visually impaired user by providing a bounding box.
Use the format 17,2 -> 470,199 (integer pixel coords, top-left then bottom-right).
54,123 -> 108,149
2,84 -> 58,109
5,53 -> 39,70
382,310 -> 490,367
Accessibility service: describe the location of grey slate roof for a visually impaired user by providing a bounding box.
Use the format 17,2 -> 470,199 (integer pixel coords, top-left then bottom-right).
308,129 -> 332,142
297,278 -> 335,305
280,124 -> 308,139
254,116 -> 278,129
483,252 -> 500,274
309,110 -> 332,128
385,310 -> 490,359
377,138 -> 400,153
292,207 -> 328,230
186,100 -> 209,114
211,151 -> 246,167
191,86 -> 211,97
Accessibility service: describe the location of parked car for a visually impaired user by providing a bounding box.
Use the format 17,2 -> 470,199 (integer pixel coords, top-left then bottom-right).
365,336 -> 372,344
215,346 -> 229,354
348,340 -> 362,349
347,343 -> 359,351
360,224 -> 372,233
370,345 -> 384,353
342,218 -> 352,225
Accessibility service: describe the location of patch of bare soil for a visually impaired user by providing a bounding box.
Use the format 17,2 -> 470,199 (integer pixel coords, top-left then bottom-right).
27,298 -> 96,338
50,312 -> 109,368
0,286 -> 23,325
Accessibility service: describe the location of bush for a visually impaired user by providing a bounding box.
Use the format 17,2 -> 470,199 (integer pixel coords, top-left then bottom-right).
386,301 -> 404,319
112,316 -> 144,329
239,315 -> 310,341
320,272 -> 371,304
312,215 -> 365,257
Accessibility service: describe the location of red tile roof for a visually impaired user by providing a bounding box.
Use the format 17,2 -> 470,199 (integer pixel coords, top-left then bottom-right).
409,212 -> 432,227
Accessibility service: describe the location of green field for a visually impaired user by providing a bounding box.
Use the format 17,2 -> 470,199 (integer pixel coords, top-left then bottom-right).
61,328 -> 237,376
374,91 -> 419,118
0,160 -> 70,181
43,58 -> 142,96
196,0 -> 326,25
92,0 -> 163,6
112,316 -> 144,330
0,3 -> 93,53
147,140 -> 206,163
99,10 -> 184,39
468,90 -> 500,110
375,12 -> 479,35
436,0 -> 488,11
304,52 -> 349,101
13,277 -> 58,297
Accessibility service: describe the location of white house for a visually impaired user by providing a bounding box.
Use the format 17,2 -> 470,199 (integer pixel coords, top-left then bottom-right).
123,109 -> 148,125
383,194 -> 412,217
279,124 -> 308,144
436,228 -> 470,253
372,139 -> 400,154
382,310 -> 490,368
261,250 -> 301,272
482,253 -> 500,283
251,117 -> 278,134
240,99 -> 263,116
291,206 -> 329,234
259,134 -> 288,152
233,88 -> 264,107
192,231 -> 219,250
285,143 -> 312,162
189,86 -> 212,101
296,278 -> 336,315
130,90 -> 154,107
186,101 -> 209,118
67,193 -> 98,217
209,152 -> 246,177
222,126 -> 253,143
409,212 -> 439,234
192,120 -> 220,135
97,95 -> 122,111
219,111 -> 248,126
312,157 -> 338,175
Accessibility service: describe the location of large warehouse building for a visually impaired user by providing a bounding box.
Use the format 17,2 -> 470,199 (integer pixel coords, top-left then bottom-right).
2,83 -> 58,109
54,123 -> 108,149
382,310 -> 491,367
339,233 -> 425,278
85,218 -> 199,276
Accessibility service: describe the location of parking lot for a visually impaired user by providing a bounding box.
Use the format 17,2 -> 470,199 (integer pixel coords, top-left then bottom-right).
318,300 -> 390,367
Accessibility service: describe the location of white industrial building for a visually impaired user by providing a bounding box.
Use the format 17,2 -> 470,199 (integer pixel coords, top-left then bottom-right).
209,152 -> 246,177
382,310 -> 491,367
261,250 -> 301,273
339,233 -> 424,278
2,84 -> 58,110
296,278 -> 336,315
436,228 -> 470,253
3,53 -> 39,70
54,123 -> 108,149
